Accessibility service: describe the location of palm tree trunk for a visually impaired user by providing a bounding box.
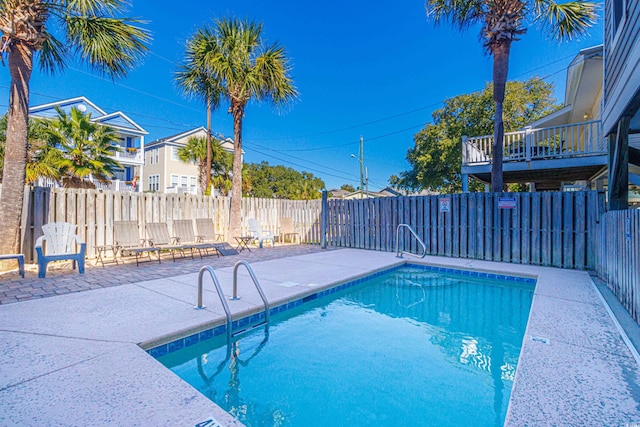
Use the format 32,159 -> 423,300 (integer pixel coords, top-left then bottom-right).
205,99 -> 212,195
491,42 -> 511,193
0,42 -> 33,261
229,105 -> 244,241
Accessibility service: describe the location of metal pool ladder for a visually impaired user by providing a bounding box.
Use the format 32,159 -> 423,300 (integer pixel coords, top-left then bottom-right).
396,223 -> 427,259
195,261 -> 270,345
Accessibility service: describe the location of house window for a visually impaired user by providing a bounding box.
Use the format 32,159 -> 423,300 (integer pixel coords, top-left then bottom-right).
181,175 -> 188,187
611,0 -> 627,47
148,175 -> 159,192
171,146 -> 179,161
170,174 -> 179,187
155,149 -> 159,164
149,150 -> 153,165
189,177 -> 197,188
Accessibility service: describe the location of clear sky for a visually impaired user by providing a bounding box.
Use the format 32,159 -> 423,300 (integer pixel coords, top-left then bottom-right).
0,0 -> 604,191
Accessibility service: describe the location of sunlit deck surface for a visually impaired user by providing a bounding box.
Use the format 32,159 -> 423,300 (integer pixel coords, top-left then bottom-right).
1,246 -> 638,426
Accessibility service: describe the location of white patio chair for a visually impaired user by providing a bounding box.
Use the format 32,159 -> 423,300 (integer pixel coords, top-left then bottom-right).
247,218 -> 275,248
35,222 -> 86,278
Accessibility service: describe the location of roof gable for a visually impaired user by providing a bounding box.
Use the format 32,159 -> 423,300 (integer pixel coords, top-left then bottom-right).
29,96 -> 106,119
94,112 -> 147,134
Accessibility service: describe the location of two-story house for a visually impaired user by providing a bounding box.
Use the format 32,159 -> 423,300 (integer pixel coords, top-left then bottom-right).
143,127 -> 234,195
461,45 -> 607,192
29,97 -> 147,192
603,0 -> 640,209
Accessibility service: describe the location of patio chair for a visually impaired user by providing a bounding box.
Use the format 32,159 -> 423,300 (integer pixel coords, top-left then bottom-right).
195,218 -> 224,243
279,217 -> 301,244
35,222 -> 86,278
112,221 -> 161,266
173,219 -> 220,259
145,222 -> 195,261
247,218 -> 275,248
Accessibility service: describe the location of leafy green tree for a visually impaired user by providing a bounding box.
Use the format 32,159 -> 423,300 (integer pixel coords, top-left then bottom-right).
0,0 -> 150,256
426,0 -> 596,192
189,18 -> 297,238
393,78 -> 559,194
243,162 -> 324,200
177,135 -> 232,195
340,184 -> 356,192
37,107 -> 122,187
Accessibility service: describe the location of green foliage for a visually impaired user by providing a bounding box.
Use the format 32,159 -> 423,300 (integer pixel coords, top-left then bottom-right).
394,78 -> 559,193
177,135 -> 233,196
243,162 -> 325,200
33,107 -> 123,185
340,184 -> 356,192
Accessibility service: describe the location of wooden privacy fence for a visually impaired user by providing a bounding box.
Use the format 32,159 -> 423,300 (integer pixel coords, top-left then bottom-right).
325,191 -> 606,269
16,186 -> 322,261
596,209 -> 640,323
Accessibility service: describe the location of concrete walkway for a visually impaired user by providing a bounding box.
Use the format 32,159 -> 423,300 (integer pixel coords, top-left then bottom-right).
1,248 -> 639,426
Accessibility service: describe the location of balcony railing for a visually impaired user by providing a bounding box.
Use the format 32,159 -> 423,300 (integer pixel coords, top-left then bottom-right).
113,147 -> 143,164
462,120 -> 606,166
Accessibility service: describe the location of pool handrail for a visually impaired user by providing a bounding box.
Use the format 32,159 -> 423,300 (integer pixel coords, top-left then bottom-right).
232,260 -> 271,327
196,265 -> 233,347
395,224 -> 427,259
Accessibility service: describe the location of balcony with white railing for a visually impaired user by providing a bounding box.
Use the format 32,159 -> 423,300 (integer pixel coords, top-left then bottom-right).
462,121 -> 607,166
113,147 -> 144,165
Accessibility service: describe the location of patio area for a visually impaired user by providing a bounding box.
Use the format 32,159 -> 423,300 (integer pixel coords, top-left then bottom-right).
1,247 -> 639,426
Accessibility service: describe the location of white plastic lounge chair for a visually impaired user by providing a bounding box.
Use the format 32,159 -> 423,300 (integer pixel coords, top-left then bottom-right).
173,219 -> 220,259
35,222 -> 86,278
279,217 -> 301,244
247,218 -> 275,248
113,221 -> 160,266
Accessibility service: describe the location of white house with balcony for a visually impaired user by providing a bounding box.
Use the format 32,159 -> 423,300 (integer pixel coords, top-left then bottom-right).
143,127 -> 234,195
462,45 -> 609,191
29,96 -> 147,192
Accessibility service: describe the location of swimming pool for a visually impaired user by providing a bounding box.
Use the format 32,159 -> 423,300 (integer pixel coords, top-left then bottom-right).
155,265 -> 535,426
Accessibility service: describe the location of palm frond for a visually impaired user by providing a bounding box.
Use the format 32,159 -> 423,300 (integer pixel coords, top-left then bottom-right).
38,31 -> 67,74
534,0 -> 597,40
426,0 -> 487,29
66,0 -> 124,15
65,16 -> 151,78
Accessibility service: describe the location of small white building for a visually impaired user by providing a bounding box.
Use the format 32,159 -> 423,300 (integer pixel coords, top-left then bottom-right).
29,96 -> 148,192
143,127 -> 234,195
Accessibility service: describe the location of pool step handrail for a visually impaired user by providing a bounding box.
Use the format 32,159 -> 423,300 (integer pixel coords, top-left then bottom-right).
396,224 -> 427,259
196,266 -> 233,347
232,260 -> 271,328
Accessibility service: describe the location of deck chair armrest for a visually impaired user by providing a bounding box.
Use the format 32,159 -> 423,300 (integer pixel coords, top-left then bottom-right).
35,235 -> 46,248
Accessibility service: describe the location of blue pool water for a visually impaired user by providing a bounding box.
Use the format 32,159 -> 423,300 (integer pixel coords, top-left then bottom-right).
157,266 -> 535,427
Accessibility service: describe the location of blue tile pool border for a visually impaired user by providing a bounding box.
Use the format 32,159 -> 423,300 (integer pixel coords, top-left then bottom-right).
147,263 -> 536,359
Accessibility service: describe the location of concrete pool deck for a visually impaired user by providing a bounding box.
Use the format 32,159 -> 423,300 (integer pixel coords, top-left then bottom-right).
1,248 -> 639,426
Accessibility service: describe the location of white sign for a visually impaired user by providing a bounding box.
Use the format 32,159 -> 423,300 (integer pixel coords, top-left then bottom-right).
439,197 -> 450,212
498,197 -> 517,209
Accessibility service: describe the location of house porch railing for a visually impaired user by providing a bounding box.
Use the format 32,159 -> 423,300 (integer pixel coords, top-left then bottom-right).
462,120 -> 606,165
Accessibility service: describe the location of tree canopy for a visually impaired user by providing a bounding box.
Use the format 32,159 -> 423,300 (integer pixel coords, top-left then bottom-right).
243,162 -> 325,200
391,78 -> 559,193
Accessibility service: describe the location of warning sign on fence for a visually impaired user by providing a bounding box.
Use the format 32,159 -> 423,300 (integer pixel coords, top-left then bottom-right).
498,197 -> 517,209
439,197 -> 450,212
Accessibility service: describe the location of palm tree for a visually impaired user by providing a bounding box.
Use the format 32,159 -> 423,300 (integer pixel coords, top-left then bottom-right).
189,18 -> 297,238
175,35 -> 223,194
0,0 -> 149,257
38,107 -> 122,187
425,0 -> 596,191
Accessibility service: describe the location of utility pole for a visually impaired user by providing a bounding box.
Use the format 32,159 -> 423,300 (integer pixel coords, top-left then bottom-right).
359,136 -> 364,199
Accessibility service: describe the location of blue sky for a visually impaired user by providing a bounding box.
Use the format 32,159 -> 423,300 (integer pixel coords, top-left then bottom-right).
0,0 -> 604,191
